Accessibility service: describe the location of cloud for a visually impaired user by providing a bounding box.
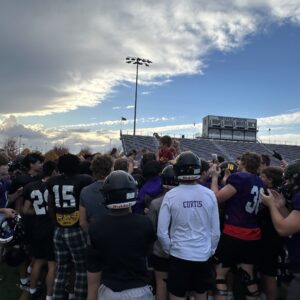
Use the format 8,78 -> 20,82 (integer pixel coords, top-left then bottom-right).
125,105 -> 134,109
1,1 -> 300,116
258,110 -> 300,126
56,116 -> 176,129
0,116 -> 45,140
112,106 -> 122,110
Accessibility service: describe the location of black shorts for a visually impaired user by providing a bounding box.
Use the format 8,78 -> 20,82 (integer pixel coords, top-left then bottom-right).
215,234 -> 261,268
30,237 -> 55,261
152,254 -> 169,273
167,255 -> 215,297
259,239 -> 284,277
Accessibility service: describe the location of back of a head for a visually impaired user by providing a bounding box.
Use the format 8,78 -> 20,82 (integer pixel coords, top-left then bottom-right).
161,164 -> 178,186
261,166 -> 283,189
261,154 -> 271,167
160,135 -> 172,147
114,158 -> 129,172
283,159 -> 300,196
103,170 -> 137,209
58,154 -> 80,176
174,151 -> 201,181
200,159 -> 210,175
240,152 -> 261,175
141,152 -> 156,169
0,153 -> 9,167
142,160 -> 161,179
42,160 -> 58,178
91,154 -> 113,180
79,160 -> 92,176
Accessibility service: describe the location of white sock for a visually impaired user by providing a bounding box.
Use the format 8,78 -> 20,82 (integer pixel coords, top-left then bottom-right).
46,296 -> 53,300
27,265 -> 32,274
68,293 -> 75,300
20,277 -> 29,285
29,288 -> 37,294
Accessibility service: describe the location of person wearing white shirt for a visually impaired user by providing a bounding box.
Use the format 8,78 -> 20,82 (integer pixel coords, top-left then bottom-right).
157,151 -> 220,300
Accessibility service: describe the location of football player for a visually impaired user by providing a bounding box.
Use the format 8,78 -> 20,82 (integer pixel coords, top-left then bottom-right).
261,159 -> 300,300
23,160 -> 58,300
211,152 -> 263,300
146,165 -> 178,300
47,154 -> 93,300
86,170 -> 156,300
257,166 -> 284,300
158,151 -> 220,300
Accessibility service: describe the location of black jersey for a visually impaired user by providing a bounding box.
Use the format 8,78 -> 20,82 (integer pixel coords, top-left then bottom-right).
47,174 -> 93,228
9,173 -> 41,195
87,213 -> 156,291
23,179 -> 53,240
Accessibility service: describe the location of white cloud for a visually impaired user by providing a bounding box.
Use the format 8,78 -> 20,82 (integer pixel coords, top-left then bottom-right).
258,110 -> 300,126
56,116 -> 176,129
112,106 -> 122,110
126,105 -> 134,109
1,1 -> 300,116
0,116 -> 45,140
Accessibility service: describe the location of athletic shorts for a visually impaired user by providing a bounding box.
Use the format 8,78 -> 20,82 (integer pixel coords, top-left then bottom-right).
215,234 -> 261,268
167,255 -> 215,297
259,240 -> 283,276
30,236 -> 55,261
152,254 -> 169,273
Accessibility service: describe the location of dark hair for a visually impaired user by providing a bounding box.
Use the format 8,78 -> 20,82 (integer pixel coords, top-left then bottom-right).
261,154 -> 271,167
58,154 -> 80,175
42,161 -> 57,178
142,160 -> 161,179
114,158 -> 128,172
141,152 -> 156,169
261,166 -> 283,189
240,152 -> 262,175
79,160 -> 92,176
0,153 -> 9,166
160,135 -> 172,147
217,155 -> 225,163
22,153 -> 44,170
200,159 -> 210,174
110,148 -> 117,156
91,154 -> 113,179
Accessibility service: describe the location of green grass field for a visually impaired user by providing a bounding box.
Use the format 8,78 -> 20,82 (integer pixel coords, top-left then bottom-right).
0,262 -> 288,300
0,263 -> 46,300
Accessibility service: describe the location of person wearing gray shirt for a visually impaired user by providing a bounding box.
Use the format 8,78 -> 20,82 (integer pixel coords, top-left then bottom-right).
146,165 -> 178,300
79,154 -> 113,232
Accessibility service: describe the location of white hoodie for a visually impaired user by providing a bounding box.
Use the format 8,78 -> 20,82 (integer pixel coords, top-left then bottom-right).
157,183 -> 220,261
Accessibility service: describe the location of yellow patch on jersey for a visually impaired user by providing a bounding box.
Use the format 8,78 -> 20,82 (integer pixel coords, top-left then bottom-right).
56,211 -> 79,226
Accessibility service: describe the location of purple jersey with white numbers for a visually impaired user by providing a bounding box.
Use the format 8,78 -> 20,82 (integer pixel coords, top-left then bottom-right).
287,191 -> 300,263
224,172 -> 264,229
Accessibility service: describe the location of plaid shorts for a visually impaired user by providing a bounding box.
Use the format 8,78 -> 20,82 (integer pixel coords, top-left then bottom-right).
53,227 -> 87,300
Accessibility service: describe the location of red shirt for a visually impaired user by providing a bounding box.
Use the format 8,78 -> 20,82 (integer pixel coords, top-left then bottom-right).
159,147 -> 176,162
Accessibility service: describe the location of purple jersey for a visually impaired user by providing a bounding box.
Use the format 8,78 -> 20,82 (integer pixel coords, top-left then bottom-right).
223,172 -> 264,240
287,191 -> 300,263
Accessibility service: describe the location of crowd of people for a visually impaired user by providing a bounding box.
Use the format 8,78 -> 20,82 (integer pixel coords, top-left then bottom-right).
0,134 -> 299,300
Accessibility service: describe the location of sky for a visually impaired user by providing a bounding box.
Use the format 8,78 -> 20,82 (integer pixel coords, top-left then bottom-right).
1,0 -> 300,153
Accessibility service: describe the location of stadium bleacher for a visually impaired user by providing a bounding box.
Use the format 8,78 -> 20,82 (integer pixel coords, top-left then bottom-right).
121,134 -> 300,164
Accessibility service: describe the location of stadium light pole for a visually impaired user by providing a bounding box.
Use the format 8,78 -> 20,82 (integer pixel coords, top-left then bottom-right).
18,135 -> 22,154
125,57 -> 152,136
